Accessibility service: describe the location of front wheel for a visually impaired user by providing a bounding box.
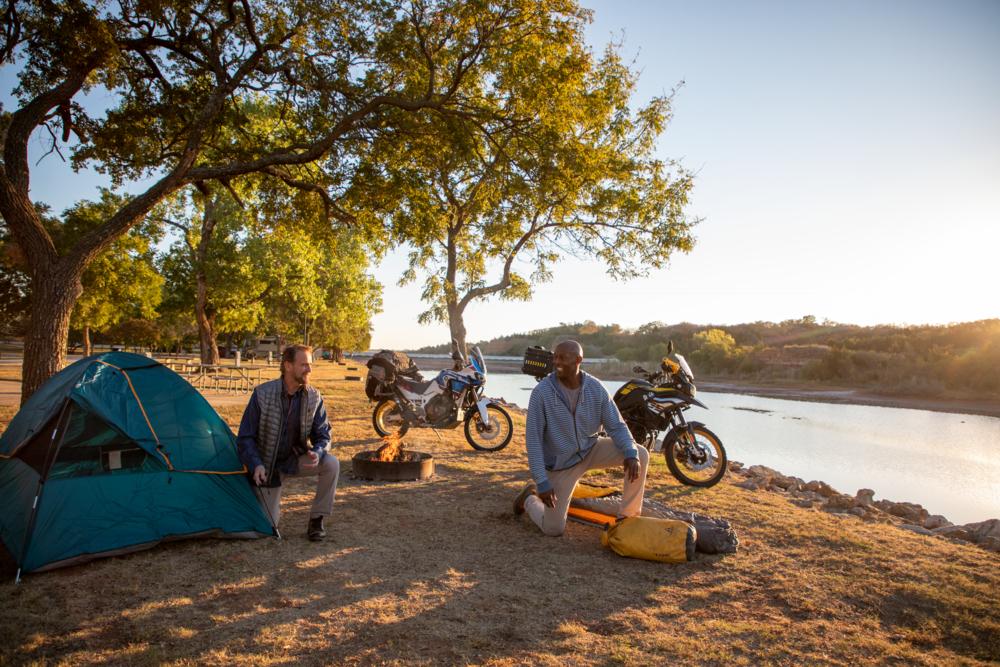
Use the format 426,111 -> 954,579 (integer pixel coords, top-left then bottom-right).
464,404 -> 513,452
372,398 -> 409,437
664,424 -> 727,487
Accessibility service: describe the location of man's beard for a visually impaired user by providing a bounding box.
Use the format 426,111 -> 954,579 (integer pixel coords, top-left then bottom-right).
295,372 -> 310,386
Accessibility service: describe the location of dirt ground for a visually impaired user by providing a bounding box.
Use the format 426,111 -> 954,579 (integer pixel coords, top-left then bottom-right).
0,360 -> 998,665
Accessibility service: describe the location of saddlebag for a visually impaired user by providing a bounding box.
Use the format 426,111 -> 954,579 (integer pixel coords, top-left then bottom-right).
522,346 -> 554,379
365,350 -> 422,400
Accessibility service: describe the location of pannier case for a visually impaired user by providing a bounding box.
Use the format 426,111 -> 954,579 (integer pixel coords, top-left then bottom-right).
522,346 -> 554,379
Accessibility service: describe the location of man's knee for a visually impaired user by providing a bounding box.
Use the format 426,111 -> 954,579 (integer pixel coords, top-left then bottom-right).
321,452 -> 340,474
541,523 -> 566,537
636,445 -> 650,466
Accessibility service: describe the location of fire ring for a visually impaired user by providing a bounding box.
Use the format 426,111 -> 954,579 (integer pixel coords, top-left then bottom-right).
352,450 -> 435,481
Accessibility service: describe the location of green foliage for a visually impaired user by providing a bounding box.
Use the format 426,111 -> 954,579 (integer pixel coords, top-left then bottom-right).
353,5 -> 695,351
157,181 -> 381,353
3,0 -> 581,398
62,193 -> 164,335
0,224 -> 29,336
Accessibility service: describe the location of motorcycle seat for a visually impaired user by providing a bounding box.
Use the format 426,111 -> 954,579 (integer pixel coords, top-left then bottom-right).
396,377 -> 439,396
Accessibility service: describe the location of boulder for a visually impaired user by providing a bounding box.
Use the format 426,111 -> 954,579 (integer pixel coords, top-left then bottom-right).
875,500 -> 929,524
792,498 -> 816,509
923,515 -> 952,530
728,460 -> 744,472
960,518 -> 1000,544
824,493 -> 856,511
933,525 -> 972,541
849,507 -> 869,518
805,480 -> 838,498
854,489 -> 875,507
746,465 -> 780,481
770,474 -> 800,491
980,537 -> 1000,553
899,524 -> 935,536
735,479 -> 762,491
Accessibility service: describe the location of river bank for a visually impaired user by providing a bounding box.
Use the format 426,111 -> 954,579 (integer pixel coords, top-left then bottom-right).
399,355 -> 1000,418
696,379 -> 1000,418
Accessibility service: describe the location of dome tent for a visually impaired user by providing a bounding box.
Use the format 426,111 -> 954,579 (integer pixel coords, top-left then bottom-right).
0,352 -> 274,579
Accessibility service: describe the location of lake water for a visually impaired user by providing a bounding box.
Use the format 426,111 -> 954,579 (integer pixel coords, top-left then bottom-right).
485,373 -> 1000,525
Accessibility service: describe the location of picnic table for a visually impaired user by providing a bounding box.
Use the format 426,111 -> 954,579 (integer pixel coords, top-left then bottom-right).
162,361 -> 263,393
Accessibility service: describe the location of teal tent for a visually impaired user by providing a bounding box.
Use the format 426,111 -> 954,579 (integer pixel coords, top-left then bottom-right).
0,352 -> 274,578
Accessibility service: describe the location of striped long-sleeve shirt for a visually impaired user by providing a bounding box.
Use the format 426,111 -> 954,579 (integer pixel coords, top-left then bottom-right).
525,372 -> 638,493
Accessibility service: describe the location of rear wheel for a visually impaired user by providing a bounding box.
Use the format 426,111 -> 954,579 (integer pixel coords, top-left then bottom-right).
372,398 -> 409,437
464,404 -> 513,452
664,424 -> 727,487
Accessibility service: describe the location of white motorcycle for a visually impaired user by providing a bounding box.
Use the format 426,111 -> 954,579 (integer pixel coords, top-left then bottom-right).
365,347 -> 513,452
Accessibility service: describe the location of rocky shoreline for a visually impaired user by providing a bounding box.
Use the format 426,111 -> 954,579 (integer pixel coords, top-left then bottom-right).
729,461 -> 1000,553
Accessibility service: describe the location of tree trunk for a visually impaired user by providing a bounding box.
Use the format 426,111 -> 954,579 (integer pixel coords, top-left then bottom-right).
447,301 -> 468,362
20,265 -> 83,403
83,325 -> 92,357
195,273 -> 220,366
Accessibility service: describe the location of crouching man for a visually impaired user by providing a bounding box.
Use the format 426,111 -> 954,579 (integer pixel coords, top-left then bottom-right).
514,340 -> 649,535
237,344 -> 340,541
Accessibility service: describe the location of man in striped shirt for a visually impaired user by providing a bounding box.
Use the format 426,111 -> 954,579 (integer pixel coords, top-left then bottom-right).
515,340 -> 649,535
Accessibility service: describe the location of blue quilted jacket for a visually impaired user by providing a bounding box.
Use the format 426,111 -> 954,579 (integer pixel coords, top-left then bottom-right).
525,372 -> 638,493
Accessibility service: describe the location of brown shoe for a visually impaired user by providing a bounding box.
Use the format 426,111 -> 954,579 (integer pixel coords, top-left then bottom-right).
513,482 -> 537,516
307,516 -> 326,541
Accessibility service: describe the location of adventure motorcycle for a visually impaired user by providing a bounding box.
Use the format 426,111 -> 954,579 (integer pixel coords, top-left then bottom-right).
612,343 -> 727,487
365,347 -> 513,452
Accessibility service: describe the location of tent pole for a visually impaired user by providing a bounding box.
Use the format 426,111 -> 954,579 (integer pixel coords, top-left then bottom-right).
14,568 -> 21,585
253,486 -> 282,540
16,399 -> 73,580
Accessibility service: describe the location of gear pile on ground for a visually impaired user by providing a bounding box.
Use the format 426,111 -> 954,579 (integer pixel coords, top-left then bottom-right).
568,483 -> 739,555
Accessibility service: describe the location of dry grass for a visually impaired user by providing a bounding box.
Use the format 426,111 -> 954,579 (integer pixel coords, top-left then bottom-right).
0,362 -> 997,665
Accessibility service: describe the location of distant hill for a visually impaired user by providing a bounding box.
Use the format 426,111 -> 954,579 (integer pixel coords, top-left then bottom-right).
414,318 -> 1000,399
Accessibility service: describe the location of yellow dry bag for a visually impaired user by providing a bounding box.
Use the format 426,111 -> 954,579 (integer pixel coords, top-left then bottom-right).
601,516 -> 697,564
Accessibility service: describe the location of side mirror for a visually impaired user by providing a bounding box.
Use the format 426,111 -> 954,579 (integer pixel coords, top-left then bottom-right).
667,340 -> 675,355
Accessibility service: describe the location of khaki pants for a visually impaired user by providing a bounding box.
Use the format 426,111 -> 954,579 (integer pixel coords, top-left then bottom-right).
525,438 -> 649,536
255,452 -> 340,526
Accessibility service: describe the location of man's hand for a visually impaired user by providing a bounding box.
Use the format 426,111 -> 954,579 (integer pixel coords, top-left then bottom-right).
538,489 -> 557,508
302,450 -> 320,468
624,457 -> 640,482
252,465 -> 267,486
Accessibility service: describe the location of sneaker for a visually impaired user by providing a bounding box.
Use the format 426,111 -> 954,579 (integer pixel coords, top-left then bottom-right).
513,482 -> 537,516
307,516 -> 326,542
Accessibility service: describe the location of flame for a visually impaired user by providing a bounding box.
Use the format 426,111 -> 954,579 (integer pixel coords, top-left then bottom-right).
375,433 -> 404,462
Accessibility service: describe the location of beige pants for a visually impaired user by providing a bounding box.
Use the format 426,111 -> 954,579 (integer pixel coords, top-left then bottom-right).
525,438 -> 650,536
255,452 -> 340,526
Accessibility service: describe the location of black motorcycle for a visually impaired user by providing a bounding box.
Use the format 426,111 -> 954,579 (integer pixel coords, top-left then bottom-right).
612,343 -> 727,487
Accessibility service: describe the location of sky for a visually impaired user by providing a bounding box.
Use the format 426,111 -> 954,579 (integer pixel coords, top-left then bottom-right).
5,1 -> 1000,351
369,0 -> 1000,349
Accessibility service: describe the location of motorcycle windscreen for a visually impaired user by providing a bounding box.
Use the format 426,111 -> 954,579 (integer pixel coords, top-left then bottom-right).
675,354 -> 695,380
470,347 -> 486,375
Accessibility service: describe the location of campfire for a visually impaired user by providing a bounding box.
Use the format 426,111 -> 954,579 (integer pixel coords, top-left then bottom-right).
372,433 -> 424,463
353,435 -> 434,481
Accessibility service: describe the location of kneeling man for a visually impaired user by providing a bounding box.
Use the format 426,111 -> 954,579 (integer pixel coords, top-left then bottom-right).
237,344 -> 340,541
515,340 -> 649,535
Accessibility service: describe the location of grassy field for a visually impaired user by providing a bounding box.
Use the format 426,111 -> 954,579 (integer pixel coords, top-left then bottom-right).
0,361 -> 997,665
